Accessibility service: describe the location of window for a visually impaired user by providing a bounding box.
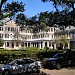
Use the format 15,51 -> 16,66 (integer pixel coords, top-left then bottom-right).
54,28 -> 55,32
15,28 -> 16,31
51,28 -> 53,32
23,59 -> 34,64
0,34 -> 3,38
7,42 -> 9,47
5,34 -> 9,38
30,35 -> 31,39
17,60 -> 25,65
11,27 -> 14,31
52,34 -> 54,38
0,27 -> 3,31
8,27 -> 10,31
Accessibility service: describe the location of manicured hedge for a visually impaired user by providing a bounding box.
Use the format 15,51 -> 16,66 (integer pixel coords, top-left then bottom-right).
0,48 -> 75,64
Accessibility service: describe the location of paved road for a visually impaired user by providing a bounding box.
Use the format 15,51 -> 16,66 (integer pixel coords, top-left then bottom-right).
40,68 -> 75,75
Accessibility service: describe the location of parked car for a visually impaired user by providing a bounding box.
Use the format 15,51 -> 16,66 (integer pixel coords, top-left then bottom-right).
43,52 -> 75,69
0,58 -> 41,75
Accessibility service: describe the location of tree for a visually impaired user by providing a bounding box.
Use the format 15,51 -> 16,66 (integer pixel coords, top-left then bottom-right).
16,13 -> 27,31
41,0 -> 74,9
41,0 -> 75,26
0,38 -> 4,47
59,35 -> 68,49
0,1 -> 25,20
4,1 -> 25,13
0,0 -> 7,11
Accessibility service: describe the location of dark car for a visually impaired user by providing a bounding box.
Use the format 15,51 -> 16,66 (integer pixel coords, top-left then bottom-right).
0,58 -> 41,75
43,52 -> 75,69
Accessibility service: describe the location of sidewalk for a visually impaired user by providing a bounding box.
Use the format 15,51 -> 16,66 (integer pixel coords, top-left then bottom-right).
40,68 -> 75,75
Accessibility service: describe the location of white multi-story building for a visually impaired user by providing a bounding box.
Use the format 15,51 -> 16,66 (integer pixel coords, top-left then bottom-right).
0,19 -> 75,50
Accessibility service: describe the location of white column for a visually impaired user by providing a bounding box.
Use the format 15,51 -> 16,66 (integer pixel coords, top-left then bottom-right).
39,42 -> 41,49
14,42 -> 16,49
54,44 -> 56,49
42,41 -> 45,48
68,43 -> 70,49
9,41 -> 12,48
3,42 -> 5,48
27,42 -> 28,47
5,42 -> 7,47
35,42 -> 37,48
19,42 -> 21,48
35,42 -> 36,47
47,41 -> 49,47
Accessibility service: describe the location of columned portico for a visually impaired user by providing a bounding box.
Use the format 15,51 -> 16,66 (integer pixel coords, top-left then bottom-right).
50,41 -> 53,49
27,42 -> 28,47
39,42 -> 42,49
68,42 -> 70,49
30,42 -> 32,47
10,41 -> 12,48
3,42 -> 5,48
54,44 -> 56,49
42,41 -> 45,48
47,41 -> 49,47
14,42 -> 16,48
19,42 -> 21,48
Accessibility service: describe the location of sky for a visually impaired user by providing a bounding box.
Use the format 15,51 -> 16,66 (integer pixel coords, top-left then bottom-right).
7,0 -> 56,18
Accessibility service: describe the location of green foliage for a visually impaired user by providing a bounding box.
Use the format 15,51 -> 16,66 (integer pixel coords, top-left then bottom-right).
41,0 -> 75,27
60,36 -> 68,45
59,35 -> 68,49
3,12 -> 14,18
42,0 -> 73,8
4,1 -> 25,13
0,1 -> 25,20
24,47 -> 38,59
16,13 -> 27,30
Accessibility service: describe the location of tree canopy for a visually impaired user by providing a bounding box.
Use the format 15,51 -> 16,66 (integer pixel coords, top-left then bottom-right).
0,1 -> 25,20
0,0 -> 75,30
41,0 -> 75,28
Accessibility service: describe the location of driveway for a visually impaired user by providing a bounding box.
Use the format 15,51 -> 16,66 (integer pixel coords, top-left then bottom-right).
40,68 -> 75,75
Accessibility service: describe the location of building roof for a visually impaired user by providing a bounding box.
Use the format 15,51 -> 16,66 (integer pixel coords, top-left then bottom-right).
65,26 -> 75,31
